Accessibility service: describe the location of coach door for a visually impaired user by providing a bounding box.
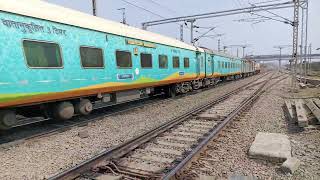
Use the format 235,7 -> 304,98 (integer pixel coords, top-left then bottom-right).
196,52 -> 205,78
206,54 -> 214,77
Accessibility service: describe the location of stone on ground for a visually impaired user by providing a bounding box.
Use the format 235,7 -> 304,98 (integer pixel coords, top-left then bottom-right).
248,132 -> 291,163
281,157 -> 301,174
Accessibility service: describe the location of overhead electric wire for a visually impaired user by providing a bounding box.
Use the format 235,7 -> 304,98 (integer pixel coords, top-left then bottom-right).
249,2 -> 292,22
121,0 -> 205,38
250,12 -> 291,25
146,0 -> 178,14
120,0 -> 166,19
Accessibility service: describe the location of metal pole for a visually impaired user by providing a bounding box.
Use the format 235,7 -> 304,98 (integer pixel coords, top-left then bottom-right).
189,20 -> 195,44
308,44 -> 312,74
92,0 -> 97,16
180,25 -> 184,42
242,46 -> 246,57
218,39 -> 221,52
237,48 -> 239,57
279,47 -> 282,71
303,0 -> 309,82
299,5 -> 304,82
117,8 -> 127,24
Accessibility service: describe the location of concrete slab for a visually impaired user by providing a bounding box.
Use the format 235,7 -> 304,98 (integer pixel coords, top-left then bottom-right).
295,99 -> 309,127
170,131 -> 203,137
198,113 -> 222,120
130,154 -> 174,164
281,157 -> 301,174
313,98 -> 320,108
284,100 -> 296,122
305,99 -> 320,122
162,135 -> 197,143
146,147 -> 183,156
248,132 -> 291,163
155,140 -> 190,148
95,175 -> 123,180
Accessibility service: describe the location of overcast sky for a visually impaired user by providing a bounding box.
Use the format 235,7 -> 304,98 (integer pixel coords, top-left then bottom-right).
46,0 -> 320,57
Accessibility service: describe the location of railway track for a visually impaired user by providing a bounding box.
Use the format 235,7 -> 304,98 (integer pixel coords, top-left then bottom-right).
0,73 -> 269,147
49,72 -> 287,180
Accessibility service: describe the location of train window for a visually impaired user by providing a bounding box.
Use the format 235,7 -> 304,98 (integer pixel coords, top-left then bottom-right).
80,47 -> 104,68
173,56 -> 180,68
225,62 -> 228,68
23,40 -> 63,68
116,50 -> 132,68
140,53 -> 152,68
184,58 -> 190,68
159,55 -> 168,69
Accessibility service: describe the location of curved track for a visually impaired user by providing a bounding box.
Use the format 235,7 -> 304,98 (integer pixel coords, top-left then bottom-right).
48,72 -> 288,180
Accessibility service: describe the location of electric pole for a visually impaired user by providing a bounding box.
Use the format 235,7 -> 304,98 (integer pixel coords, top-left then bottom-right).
117,8 -> 127,25
92,0 -> 97,16
291,0 -> 300,92
274,46 -> 284,71
187,19 -> 196,44
180,24 -> 184,42
242,46 -> 246,58
216,34 -> 224,52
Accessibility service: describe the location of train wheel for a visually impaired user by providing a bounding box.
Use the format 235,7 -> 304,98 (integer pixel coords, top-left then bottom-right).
75,99 -> 93,115
53,102 -> 74,120
0,110 -> 17,130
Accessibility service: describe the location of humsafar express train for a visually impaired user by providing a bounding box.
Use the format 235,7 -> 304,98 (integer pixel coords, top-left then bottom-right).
0,0 -> 257,130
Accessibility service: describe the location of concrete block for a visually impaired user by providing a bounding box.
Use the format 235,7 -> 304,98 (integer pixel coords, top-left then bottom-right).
313,98 -> 320,109
295,99 -> 309,127
305,99 -> 320,122
248,132 -> 291,163
284,100 -> 296,122
281,157 -> 301,174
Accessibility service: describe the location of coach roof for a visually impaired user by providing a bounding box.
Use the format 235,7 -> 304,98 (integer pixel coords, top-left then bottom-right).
0,0 -> 198,51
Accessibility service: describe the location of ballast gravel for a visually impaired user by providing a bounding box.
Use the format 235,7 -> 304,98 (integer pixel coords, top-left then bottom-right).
181,75 -> 320,180
0,74 -> 266,179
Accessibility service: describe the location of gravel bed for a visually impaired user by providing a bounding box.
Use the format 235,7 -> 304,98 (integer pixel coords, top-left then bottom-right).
0,74 -> 265,179
181,75 -> 320,179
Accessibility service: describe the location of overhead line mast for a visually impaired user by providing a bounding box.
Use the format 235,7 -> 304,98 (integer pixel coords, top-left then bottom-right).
92,0 -> 97,16
291,0 -> 300,91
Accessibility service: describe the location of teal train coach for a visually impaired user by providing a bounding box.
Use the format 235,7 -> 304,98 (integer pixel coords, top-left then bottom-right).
0,0 -> 258,129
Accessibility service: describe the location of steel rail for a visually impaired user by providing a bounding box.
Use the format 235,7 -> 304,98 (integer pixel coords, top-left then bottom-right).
48,72 -> 273,180
163,73 -> 288,179
0,73 -> 268,147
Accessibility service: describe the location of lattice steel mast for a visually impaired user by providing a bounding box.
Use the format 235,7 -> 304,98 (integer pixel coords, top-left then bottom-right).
291,0 -> 300,91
